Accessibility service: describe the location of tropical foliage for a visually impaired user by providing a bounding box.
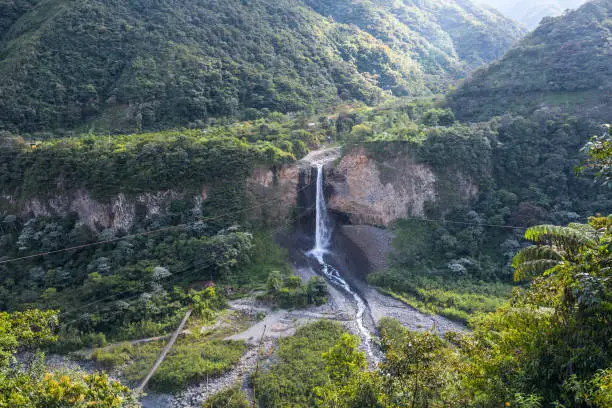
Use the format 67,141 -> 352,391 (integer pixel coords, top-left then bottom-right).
257,217 -> 610,407
0,309 -> 138,407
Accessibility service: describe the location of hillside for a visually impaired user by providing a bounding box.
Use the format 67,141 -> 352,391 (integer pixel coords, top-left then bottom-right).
0,0 -> 523,134
303,0 -> 525,88
478,0 -> 587,28
447,0 -> 612,122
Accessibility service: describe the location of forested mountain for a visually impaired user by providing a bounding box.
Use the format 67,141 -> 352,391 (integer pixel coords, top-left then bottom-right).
302,0 -> 524,87
478,0 -> 587,28
0,0 -> 610,407
0,0 -> 523,134
448,0 -> 612,121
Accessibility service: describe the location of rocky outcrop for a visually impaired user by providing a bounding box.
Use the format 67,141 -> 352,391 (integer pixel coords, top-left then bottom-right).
21,189 -> 201,232
326,147 -> 478,226
3,145 -> 479,233
5,163 -> 301,232
246,164 -> 300,225
339,225 -> 394,274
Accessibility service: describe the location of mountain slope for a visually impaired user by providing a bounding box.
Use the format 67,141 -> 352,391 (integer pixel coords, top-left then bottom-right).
304,0 -> 525,87
0,0 -> 523,134
478,0 -> 587,28
448,0 -> 612,122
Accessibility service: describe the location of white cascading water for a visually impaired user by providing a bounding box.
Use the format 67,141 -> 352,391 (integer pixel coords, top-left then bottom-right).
308,164 -> 374,359
311,165 -> 331,258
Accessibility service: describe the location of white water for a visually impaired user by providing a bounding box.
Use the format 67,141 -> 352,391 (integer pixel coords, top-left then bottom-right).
308,164 -> 374,359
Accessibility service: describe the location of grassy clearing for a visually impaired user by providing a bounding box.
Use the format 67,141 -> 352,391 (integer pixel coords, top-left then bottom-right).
88,309 -> 252,393
372,273 -> 513,323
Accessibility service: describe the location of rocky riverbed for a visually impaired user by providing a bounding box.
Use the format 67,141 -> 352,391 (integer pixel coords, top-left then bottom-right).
139,261 -> 464,407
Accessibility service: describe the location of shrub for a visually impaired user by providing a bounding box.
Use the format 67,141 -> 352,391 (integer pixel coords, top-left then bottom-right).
202,385 -> 250,408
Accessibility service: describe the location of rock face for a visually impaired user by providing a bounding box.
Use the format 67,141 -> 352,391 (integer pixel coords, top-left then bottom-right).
7,163 -> 300,232
21,189 -> 201,232
327,147 -> 478,226
339,225 -> 394,274
246,164 -> 300,225
4,146 -> 478,233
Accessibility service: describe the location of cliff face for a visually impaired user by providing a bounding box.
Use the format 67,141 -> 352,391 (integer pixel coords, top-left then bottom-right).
2,146 -> 480,232
326,147 -> 478,227
247,165 -> 300,225
2,164 -> 300,232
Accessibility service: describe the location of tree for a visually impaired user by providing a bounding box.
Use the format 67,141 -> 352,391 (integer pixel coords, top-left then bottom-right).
580,124 -> 611,186
0,310 -> 138,407
379,330 -> 447,408
470,217 -> 612,406
322,333 -> 366,385
511,223 -> 598,281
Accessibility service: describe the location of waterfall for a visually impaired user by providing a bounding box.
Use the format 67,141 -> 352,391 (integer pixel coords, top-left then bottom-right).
308,164 -> 374,360
312,165 -> 331,259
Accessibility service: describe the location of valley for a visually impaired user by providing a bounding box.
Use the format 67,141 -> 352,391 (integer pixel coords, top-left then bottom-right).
0,0 -> 610,407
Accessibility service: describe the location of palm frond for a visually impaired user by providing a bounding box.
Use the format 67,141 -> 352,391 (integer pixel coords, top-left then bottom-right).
512,245 -> 563,281
567,223 -> 599,241
524,225 -> 596,252
513,260 -> 562,282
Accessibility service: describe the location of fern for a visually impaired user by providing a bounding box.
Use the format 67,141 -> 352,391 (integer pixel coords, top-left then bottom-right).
524,225 -> 596,253
512,246 -> 563,281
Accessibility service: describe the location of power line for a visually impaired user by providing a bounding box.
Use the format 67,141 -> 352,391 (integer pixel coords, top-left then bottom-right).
0,181 -> 314,265
292,205 -> 530,231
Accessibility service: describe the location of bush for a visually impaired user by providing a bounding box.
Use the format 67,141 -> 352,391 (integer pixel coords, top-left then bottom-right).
263,275 -> 327,309
202,385 -> 250,408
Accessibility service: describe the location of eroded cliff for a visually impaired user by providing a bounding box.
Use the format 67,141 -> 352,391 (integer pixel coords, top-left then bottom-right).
326,147 -> 479,227
1,164 -> 300,232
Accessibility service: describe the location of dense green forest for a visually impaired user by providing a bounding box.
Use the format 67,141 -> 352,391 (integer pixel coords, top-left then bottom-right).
448,0 -> 612,122
0,0 -> 611,406
0,0 -> 523,134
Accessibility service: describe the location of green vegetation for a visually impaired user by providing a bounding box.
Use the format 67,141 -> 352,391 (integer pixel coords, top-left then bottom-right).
89,308 -> 250,393
202,384 -> 250,408
0,203 -> 291,351
0,309 -> 138,407
0,125 -> 295,201
364,110 -> 610,321
272,218 -> 610,407
125,339 -> 246,393
581,124 -> 612,186
262,271 -> 328,308
0,117 -> 308,351
251,320 -> 348,407
448,0 -> 612,121
0,0 -> 523,134
304,0 -> 524,88
374,278 -> 512,323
